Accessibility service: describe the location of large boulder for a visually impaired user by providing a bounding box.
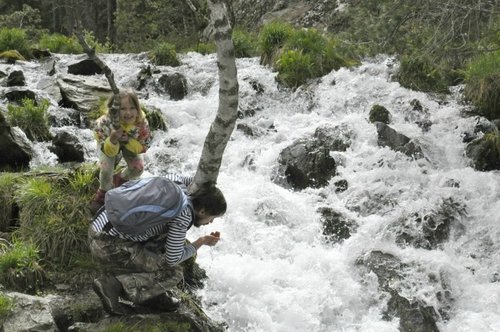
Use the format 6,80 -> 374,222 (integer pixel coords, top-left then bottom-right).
49,130 -> 86,163
465,132 -> 500,171
157,72 -> 188,101
57,74 -> 111,113
357,251 -> 441,332
0,112 -> 33,171
274,138 -> 336,190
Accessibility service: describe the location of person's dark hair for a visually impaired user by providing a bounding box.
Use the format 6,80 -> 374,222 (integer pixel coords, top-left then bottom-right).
191,184 -> 227,216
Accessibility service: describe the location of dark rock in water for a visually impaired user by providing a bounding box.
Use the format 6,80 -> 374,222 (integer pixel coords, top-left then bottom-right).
375,122 -> 424,159
465,133 -> 500,171
318,207 -> 356,243
7,70 -> 25,87
157,72 -> 188,101
68,59 -> 104,76
49,131 -> 85,163
0,112 -> 33,171
274,138 -> 336,190
369,104 -> 391,124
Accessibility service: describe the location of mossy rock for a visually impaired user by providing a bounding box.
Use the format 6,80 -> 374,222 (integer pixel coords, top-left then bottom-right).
464,73 -> 500,120
369,104 -> 391,124
0,50 -> 26,63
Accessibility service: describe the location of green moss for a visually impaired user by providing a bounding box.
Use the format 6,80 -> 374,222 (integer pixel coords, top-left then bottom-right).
0,50 -> 26,63
369,104 -> 391,124
0,293 -> 13,324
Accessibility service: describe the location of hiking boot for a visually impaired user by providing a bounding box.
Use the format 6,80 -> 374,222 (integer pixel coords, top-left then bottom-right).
142,290 -> 181,312
93,276 -> 134,315
90,189 -> 106,215
113,174 -> 127,188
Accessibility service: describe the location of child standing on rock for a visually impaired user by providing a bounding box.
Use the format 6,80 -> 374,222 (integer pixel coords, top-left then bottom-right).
90,89 -> 151,214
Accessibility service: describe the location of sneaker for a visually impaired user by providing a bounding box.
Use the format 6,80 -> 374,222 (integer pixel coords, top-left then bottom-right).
93,276 -> 134,315
140,290 -> 180,313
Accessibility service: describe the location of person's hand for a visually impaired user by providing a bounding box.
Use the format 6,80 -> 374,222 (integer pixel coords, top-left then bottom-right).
109,129 -> 128,144
204,232 -> 221,246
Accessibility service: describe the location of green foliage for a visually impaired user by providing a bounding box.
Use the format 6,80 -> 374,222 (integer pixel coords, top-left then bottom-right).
0,239 -> 45,293
0,27 -> 31,58
258,21 -> 293,65
115,0 -> 208,53
396,54 -> 450,93
193,41 -> 216,55
150,42 -> 180,66
0,293 -> 12,323
232,27 -> 258,58
83,30 -> 113,53
14,167 -> 96,267
276,50 -> 314,88
464,50 -> 500,119
261,23 -> 354,88
102,321 -> 191,332
38,33 -> 83,54
6,98 -> 51,142
0,173 -> 20,232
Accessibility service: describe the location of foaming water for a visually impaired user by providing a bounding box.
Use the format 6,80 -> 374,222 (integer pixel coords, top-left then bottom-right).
10,52 -> 500,331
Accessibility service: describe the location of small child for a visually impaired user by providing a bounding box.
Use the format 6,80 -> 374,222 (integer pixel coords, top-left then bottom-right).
90,89 -> 152,214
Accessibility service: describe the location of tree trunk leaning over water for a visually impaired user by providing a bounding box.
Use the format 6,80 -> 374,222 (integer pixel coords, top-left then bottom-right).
189,0 -> 239,194
74,22 -> 121,129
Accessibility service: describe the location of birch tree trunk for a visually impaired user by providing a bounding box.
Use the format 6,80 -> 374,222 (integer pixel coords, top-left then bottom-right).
190,0 -> 239,193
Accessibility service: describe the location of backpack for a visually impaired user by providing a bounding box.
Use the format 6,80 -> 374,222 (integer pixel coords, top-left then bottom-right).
104,177 -> 192,234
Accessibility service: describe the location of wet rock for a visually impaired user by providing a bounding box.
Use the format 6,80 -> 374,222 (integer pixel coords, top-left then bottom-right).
274,138 -> 336,190
157,72 -> 188,100
3,88 -> 36,103
57,74 -> 111,113
2,292 -> 57,332
6,70 -> 25,87
358,251 -> 440,332
314,123 -> 352,152
0,112 -> 33,171
319,207 -> 356,243
68,59 -> 104,76
395,198 -> 467,250
375,122 -> 424,159
465,132 -> 500,171
49,131 -> 85,163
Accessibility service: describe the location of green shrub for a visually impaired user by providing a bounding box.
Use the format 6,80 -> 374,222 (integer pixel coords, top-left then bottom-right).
0,173 -> 20,232
7,98 -> 52,142
0,240 -> 45,293
0,28 -> 31,58
14,167 -> 95,267
232,28 -> 258,58
395,54 -> 450,93
83,30 -> 113,53
258,21 -> 293,65
150,42 -> 180,66
276,50 -> 314,88
464,50 -> 500,119
38,33 -> 83,54
194,42 -> 216,55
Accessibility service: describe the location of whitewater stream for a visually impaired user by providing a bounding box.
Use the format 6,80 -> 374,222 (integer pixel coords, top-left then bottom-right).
4,52 -> 500,332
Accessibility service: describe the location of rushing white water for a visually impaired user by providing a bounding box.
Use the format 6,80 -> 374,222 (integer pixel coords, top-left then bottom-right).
3,52 -> 500,332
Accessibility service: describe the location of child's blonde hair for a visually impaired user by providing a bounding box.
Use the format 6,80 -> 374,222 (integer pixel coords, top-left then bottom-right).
107,89 -> 146,124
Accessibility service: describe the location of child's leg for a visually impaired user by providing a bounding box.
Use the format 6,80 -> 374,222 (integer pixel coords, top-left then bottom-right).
120,149 -> 144,180
99,151 -> 115,191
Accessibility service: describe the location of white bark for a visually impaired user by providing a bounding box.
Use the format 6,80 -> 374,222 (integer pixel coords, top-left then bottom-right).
190,0 -> 239,193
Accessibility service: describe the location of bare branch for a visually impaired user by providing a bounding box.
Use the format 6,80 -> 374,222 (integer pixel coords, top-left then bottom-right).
74,20 -> 121,129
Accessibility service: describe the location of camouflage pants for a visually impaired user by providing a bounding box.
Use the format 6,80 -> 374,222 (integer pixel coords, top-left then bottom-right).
88,227 -> 183,304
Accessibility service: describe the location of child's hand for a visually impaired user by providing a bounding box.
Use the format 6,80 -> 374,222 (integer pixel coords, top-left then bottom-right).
110,129 -> 128,144
210,231 -> 220,238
